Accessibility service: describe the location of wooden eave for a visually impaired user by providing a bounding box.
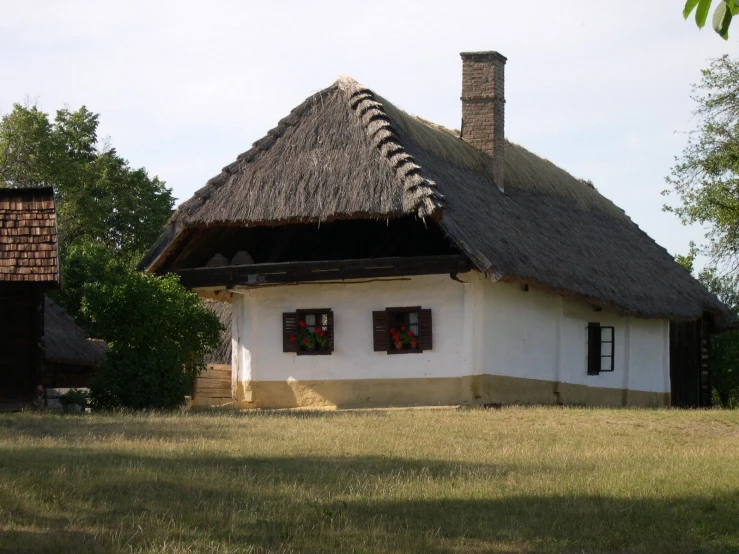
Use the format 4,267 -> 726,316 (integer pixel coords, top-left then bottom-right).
137,224 -> 186,272
176,254 -> 471,289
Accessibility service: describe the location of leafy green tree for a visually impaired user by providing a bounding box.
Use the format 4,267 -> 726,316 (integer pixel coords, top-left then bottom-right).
665,55 -> 739,273
1,102 -> 174,322
683,0 -> 739,40
0,103 -> 174,257
82,258 -> 222,410
53,239 -> 137,330
0,104 -> 62,188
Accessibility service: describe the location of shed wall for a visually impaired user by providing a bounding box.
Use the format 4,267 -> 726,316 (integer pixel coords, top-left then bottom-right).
0,283 -> 44,405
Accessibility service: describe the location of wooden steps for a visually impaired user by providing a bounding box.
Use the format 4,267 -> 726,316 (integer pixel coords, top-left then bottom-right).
193,364 -> 233,408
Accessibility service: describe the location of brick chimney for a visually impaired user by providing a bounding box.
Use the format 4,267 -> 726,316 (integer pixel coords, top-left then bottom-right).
460,51 -> 507,190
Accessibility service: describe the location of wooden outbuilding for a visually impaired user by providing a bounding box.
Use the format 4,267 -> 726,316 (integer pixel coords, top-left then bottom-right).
0,188 -> 59,410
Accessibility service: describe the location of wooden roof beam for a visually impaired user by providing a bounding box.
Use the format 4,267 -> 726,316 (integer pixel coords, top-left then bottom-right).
175,254 -> 471,289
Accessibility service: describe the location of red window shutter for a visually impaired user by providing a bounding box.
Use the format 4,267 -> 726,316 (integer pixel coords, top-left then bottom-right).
372,311 -> 389,352
327,310 -> 335,352
283,312 -> 298,353
418,309 -> 432,351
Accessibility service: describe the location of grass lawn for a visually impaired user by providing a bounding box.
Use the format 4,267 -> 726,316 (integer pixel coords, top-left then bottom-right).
1,407 -> 738,553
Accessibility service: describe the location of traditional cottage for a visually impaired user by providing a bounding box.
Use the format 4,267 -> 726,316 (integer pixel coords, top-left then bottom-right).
141,51 -> 731,409
0,188 -> 59,410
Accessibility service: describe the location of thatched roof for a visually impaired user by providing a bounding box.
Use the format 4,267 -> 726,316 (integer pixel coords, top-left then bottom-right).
0,188 -> 59,283
44,296 -> 108,366
145,77 -> 732,327
204,300 -> 231,365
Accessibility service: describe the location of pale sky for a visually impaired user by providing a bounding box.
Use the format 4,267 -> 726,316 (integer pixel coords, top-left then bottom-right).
1,1 -> 737,261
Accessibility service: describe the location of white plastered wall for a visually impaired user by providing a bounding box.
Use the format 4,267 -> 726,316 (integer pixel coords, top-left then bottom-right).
231,270 -> 671,395
478,274 -> 671,393
231,274 -> 473,384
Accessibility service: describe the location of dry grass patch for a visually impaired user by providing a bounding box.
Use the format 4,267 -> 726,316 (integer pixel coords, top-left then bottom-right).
0,407 -> 738,553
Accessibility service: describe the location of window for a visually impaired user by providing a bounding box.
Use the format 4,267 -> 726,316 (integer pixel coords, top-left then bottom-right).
587,322 -> 614,375
372,307 -> 432,354
283,309 -> 334,355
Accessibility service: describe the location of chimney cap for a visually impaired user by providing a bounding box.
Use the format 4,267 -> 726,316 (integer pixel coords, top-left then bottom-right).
460,51 -> 507,63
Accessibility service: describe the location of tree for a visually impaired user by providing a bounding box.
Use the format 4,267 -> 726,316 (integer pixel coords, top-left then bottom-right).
54,239 -> 113,330
0,103 -> 174,257
82,259 -> 222,410
683,0 -> 739,40
664,55 -> 739,273
0,104 -> 61,188
0,102 -> 175,323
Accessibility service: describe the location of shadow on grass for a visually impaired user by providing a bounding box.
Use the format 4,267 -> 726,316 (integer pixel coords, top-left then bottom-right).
0,411 -> 236,442
0,408 -> 386,443
1,446 -> 738,553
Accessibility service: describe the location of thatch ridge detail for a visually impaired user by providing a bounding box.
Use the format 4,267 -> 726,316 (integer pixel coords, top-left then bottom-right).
337,77 -> 443,218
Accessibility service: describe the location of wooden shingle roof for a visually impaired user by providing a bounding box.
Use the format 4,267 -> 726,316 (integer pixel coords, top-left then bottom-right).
0,188 -> 59,283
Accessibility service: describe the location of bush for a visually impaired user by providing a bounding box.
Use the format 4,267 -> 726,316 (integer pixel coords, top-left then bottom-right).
83,264 -> 222,410
59,389 -> 88,407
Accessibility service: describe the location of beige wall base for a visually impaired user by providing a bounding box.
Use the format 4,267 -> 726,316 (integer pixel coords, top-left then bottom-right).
233,375 -> 669,409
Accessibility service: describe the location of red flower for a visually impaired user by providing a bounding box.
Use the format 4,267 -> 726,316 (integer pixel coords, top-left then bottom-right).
316,330 -> 324,337
302,337 -> 310,345
408,330 -> 414,337
299,321 -> 307,328
289,335 -> 296,343
390,328 -> 396,334
400,326 -> 406,331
